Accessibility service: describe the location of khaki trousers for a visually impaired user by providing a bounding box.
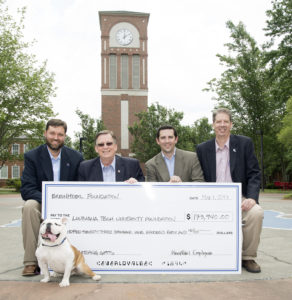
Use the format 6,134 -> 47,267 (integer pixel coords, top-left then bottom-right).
242,203 -> 264,260
22,200 -> 41,266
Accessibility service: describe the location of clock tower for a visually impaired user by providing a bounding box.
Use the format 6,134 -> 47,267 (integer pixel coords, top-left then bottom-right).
99,11 -> 150,156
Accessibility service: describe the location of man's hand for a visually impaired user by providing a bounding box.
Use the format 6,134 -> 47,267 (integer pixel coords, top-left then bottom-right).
125,177 -> 138,184
169,176 -> 182,183
241,198 -> 256,211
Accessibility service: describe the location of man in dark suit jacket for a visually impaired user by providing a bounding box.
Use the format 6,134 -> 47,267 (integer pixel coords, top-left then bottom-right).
78,130 -> 144,183
20,119 -> 83,276
196,108 -> 264,273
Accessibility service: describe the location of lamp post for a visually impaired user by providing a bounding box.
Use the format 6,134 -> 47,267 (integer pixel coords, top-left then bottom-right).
79,137 -> 86,155
257,130 -> 264,192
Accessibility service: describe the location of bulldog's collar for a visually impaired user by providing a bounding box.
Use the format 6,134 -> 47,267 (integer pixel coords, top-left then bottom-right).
42,237 -> 67,247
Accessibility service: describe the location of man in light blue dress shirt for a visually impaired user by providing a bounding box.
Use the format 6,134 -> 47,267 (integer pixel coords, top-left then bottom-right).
20,119 -> 83,276
145,125 -> 204,182
48,149 -> 61,181
78,130 -> 144,183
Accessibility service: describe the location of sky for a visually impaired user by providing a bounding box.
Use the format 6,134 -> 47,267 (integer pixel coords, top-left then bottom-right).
7,0 -> 273,138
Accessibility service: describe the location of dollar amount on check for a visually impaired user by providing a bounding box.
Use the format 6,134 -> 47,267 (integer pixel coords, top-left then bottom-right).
42,182 -> 242,274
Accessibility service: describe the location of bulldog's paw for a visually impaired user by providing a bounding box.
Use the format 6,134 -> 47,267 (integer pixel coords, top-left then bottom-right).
92,274 -> 101,281
41,277 -> 50,283
59,279 -> 70,287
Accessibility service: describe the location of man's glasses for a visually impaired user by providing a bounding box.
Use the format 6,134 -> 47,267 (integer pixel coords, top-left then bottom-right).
97,142 -> 114,147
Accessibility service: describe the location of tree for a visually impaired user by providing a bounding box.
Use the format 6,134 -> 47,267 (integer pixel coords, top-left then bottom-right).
204,20 -> 285,183
192,117 -> 214,147
73,109 -> 106,160
263,0 -> 292,181
129,102 -> 197,163
278,97 -> 292,148
0,1 -> 55,168
65,135 -> 73,148
205,21 -> 278,139
278,96 -> 292,177
264,0 -> 292,106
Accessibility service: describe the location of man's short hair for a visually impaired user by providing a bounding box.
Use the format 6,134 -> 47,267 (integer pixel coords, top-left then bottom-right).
212,108 -> 232,123
95,130 -> 117,145
46,119 -> 67,133
156,125 -> 178,139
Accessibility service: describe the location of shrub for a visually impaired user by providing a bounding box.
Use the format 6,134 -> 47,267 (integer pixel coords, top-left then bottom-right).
265,183 -> 276,189
6,179 -> 21,192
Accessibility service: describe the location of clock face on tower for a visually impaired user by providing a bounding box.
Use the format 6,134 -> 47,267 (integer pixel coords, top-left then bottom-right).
116,28 -> 133,46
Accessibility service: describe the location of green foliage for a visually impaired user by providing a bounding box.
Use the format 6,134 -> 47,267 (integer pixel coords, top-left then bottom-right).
277,97 -> 292,177
0,1 -> 55,167
192,117 -> 214,147
278,97 -> 292,147
205,21 -> 278,143
6,178 -> 21,192
204,20 -> 291,184
264,0 -> 292,105
265,0 -> 292,43
73,109 -> 106,160
284,193 -> 292,199
128,103 -> 214,163
65,135 -> 73,148
129,103 -> 184,162
203,2 -> 292,183
263,0 -> 292,181
23,121 -> 46,150
265,182 -> 277,189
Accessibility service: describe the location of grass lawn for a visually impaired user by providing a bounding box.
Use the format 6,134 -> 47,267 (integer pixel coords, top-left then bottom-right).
283,193 -> 292,200
0,188 -> 19,194
261,189 -> 292,199
260,189 -> 290,194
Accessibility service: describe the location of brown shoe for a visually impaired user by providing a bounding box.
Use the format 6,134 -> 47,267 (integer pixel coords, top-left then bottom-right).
242,260 -> 261,273
22,265 -> 40,276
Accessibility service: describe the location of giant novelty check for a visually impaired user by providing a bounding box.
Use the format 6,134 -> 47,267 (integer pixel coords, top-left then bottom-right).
42,182 -> 242,274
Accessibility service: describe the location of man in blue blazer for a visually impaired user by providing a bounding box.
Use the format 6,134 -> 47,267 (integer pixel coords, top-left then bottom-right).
196,108 -> 264,273
78,130 -> 144,183
20,119 -> 83,276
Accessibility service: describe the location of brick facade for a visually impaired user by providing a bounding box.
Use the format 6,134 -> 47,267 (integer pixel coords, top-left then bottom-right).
0,139 -> 27,187
99,11 -> 149,157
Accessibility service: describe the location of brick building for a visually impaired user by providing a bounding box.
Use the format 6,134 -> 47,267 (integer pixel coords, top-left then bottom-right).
0,136 -> 28,187
99,11 -> 150,156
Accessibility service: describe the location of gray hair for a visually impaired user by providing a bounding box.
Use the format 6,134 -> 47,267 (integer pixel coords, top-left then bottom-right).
212,108 -> 232,123
95,130 -> 117,144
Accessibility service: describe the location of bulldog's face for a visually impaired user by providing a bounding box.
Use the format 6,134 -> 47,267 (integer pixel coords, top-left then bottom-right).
39,219 -> 67,245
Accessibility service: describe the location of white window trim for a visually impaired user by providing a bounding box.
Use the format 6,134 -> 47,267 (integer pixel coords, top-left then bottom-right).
11,165 -> 20,179
0,165 -> 8,179
11,144 -> 20,155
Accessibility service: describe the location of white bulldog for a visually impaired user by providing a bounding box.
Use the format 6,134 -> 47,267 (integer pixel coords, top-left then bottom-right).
36,218 -> 101,287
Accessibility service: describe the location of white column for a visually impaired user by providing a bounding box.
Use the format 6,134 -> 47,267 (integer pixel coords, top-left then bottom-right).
103,58 -> 107,84
142,58 -> 145,85
121,100 -> 129,149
